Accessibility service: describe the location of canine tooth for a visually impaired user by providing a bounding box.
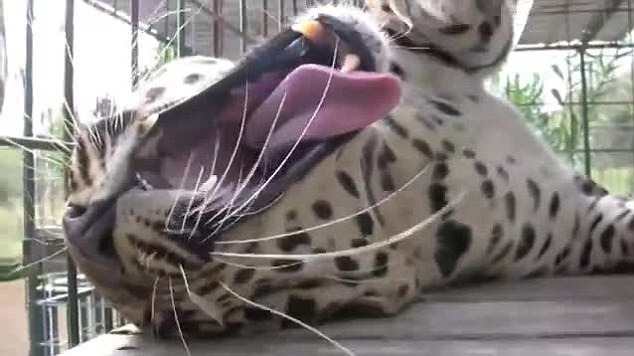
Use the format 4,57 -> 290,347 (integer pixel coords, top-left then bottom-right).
292,20 -> 328,44
200,174 -> 218,192
136,173 -> 154,190
340,53 -> 360,73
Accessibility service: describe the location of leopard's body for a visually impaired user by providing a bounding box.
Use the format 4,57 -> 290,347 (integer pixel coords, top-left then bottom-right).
64,0 -> 634,339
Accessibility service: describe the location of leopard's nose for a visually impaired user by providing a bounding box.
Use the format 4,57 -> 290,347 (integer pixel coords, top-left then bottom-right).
478,21 -> 494,43
63,199 -> 119,265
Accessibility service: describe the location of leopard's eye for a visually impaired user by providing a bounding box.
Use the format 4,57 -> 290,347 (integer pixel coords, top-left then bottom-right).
439,24 -> 472,35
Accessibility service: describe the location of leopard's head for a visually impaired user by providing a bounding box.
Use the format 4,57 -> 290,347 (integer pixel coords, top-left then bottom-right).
62,8 -> 402,327
366,0 -> 516,74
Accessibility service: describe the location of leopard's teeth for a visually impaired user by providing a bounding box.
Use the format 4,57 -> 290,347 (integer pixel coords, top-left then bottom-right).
200,174 -> 218,192
340,53 -> 360,73
136,173 -> 154,191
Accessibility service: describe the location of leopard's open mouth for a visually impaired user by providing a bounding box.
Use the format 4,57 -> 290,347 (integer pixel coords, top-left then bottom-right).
63,15 -> 401,268
138,15 -> 400,207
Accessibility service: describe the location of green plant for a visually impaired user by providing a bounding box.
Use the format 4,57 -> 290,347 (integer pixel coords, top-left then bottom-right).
92,95 -> 118,119
137,42 -> 178,81
0,150 -> 22,205
497,49 -> 632,162
498,70 -> 580,165
156,42 -> 177,66
0,205 -> 23,263
550,49 -> 632,154
496,48 -> 634,195
503,73 -> 558,143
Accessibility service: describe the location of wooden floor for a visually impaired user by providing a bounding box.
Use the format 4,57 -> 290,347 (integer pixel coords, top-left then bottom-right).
62,276 -> 634,356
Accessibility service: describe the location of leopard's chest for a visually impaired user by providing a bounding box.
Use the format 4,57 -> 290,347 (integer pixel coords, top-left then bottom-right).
367,81 -> 578,246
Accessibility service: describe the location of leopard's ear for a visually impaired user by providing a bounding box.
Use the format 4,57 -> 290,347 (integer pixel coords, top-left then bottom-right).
364,0 -> 413,35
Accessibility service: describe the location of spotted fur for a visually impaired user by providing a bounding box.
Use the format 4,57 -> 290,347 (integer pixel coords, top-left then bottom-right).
64,0 -> 634,341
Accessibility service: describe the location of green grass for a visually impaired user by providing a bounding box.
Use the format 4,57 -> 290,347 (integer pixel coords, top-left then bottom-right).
0,149 -> 24,265
0,205 -> 25,281
0,205 -> 23,263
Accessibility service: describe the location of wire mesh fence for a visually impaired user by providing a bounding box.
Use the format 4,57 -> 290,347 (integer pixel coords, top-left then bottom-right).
0,1 -> 632,355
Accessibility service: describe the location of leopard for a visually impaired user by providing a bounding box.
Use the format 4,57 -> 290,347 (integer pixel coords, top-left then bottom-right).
63,0 -> 634,347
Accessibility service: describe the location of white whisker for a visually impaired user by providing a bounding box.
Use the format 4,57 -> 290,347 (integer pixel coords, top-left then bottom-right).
388,24 -> 414,42
179,265 -> 224,325
64,40 -> 76,74
168,277 -> 192,356
0,137 -> 69,168
213,256 -> 301,272
234,181 -> 284,218
190,78 -> 250,239
219,281 -> 355,356
180,165 -> 205,234
217,161 -> 431,246
204,132 -> 222,194
116,112 -> 124,133
104,111 -> 113,143
22,238 -> 56,246
165,152 -> 194,231
207,162 -> 247,234
204,92 -> 288,234
210,39 -> 341,232
202,80 -> 250,212
186,133 -> 221,237
211,192 -> 466,261
260,8 -> 284,30
151,276 -> 160,326
11,247 -> 68,276
205,178 -> 271,236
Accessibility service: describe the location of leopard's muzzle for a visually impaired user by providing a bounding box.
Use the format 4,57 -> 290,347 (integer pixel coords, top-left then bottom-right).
63,15 -> 401,309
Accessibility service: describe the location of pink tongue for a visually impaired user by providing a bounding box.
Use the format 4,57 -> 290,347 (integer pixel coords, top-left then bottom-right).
244,64 -> 402,152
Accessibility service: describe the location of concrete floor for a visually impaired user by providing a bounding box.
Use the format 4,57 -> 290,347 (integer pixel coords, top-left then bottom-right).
62,275 -> 634,356
0,279 -> 29,356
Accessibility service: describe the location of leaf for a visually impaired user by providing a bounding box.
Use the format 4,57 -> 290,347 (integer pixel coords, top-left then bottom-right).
551,64 -> 564,80
569,110 -> 579,151
615,50 -> 633,60
551,89 -> 565,106
592,88 -> 609,101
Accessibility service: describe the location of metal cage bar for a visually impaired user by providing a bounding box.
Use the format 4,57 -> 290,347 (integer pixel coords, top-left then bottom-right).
81,0 -> 170,44
212,0 -> 223,57
22,1 -> 45,355
130,0 -> 139,88
239,0 -> 248,53
579,49 -> 593,177
262,0 -> 269,37
278,0 -> 285,32
63,0 -> 80,348
176,0 -> 187,57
